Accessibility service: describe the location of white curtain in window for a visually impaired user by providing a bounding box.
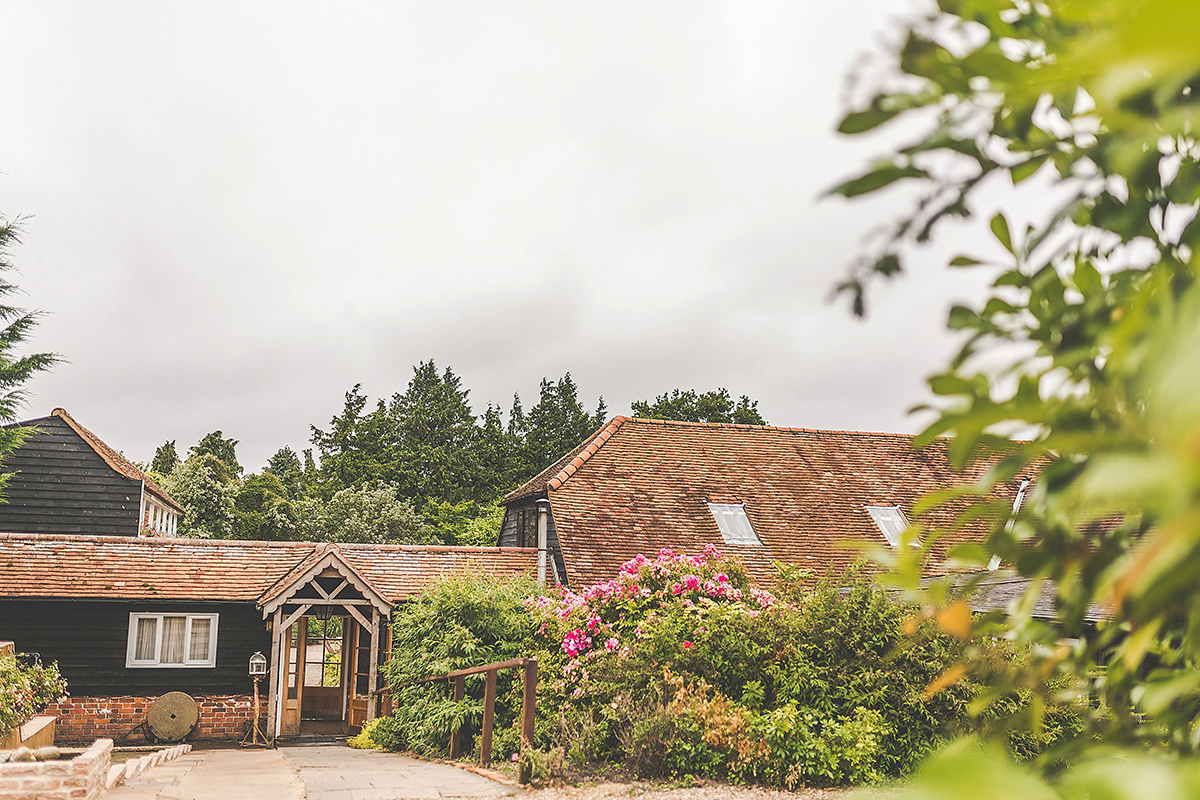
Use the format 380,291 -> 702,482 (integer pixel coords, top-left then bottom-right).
134,617 -> 158,661
161,616 -> 186,663
188,617 -> 212,662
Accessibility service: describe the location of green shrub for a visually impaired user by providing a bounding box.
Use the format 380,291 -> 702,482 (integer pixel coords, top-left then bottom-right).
378,573 -> 540,760
348,717 -> 383,749
377,548 -> 1078,788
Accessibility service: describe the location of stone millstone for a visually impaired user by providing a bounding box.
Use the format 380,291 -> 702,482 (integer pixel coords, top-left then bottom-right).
147,692 -> 199,742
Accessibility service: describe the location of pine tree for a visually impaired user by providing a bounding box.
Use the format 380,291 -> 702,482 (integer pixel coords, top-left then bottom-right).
189,431 -> 241,476
309,384 -> 392,496
150,440 -> 181,475
386,361 -> 481,505
0,218 -> 59,499
264,446 -> 304,498
521,374 -> 606,474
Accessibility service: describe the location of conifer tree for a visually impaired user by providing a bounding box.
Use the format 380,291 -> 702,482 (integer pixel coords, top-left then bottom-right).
0,217 -> 59,498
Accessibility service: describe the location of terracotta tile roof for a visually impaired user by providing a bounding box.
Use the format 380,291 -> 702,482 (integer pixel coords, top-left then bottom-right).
507,416 -> 1032,588
0,533 -> 538,605
45,408 -> 181,512
504,429 -> 604,502
336,542 -> 540,601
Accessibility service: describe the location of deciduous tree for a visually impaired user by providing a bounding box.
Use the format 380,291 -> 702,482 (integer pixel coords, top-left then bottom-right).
631,388 -> 766,425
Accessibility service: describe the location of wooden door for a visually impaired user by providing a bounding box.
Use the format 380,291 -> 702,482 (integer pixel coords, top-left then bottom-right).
300,617 -> 345,720
346,619 -> 372,728
280,620 -> 305,735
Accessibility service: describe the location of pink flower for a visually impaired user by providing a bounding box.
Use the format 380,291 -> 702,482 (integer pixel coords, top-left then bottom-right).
682,641 -> 694,649
605,637 -> 619,652
511,753 -> 520,762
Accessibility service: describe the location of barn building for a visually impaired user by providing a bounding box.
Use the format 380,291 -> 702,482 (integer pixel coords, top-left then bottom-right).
0,408 -> 180,537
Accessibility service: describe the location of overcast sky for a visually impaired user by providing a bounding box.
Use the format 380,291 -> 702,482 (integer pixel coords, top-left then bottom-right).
0,0 -> 1008,471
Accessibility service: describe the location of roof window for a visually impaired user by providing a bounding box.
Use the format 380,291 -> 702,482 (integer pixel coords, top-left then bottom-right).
865,505 -> 917,547
707,503 -> 761,546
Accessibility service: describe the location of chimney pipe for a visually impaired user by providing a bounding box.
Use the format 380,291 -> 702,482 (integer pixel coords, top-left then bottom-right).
536,499 -> 550,585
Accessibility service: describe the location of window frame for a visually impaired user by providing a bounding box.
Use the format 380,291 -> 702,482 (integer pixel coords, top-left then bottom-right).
706,502 -> 763,546
864,505 -> 918,548
125,612 -> 220,669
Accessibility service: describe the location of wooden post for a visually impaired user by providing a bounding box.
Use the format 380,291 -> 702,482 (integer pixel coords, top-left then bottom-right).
449,676 -> 464,759
251,675 -> 262,745
519,658 -> 537,784
266,609 -> 282,740
366,608 -> 380,723
480,668 -> 497,766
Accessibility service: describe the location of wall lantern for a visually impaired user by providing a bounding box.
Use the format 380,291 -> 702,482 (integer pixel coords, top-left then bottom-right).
248,651 -> 268,676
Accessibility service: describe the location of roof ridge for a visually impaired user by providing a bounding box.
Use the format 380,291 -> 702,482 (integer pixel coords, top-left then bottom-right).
546,416 -> 629,491
258,538 -> 397,609
0,531 -> 314,548
49,408 -> 182,512
623,415 -> 923,438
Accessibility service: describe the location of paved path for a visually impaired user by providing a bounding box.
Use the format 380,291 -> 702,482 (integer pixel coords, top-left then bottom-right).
281,743 -> 524,799
101,744 -> 521,800
104,747 -> 304,800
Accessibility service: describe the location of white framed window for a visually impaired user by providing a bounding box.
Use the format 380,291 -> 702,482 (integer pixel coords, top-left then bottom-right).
865,505 -> 918,547
707,502 -> 762,546
126,613 -> 219,668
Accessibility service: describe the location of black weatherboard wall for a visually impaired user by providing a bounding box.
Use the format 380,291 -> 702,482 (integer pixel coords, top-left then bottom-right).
498,500 -> 568,583
0,415 -> 141,535
0,600 -> 271,696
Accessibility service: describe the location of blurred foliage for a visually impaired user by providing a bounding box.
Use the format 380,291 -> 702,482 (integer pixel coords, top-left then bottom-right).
834,0 -> 1200,794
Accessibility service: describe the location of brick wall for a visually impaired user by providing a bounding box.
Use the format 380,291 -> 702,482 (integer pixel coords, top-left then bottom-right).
43,694 -> 255,746
0,737 -> 111,800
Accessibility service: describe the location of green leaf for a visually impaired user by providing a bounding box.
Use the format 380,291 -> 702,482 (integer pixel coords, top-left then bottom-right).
1138,671 -> 1200,716
829,164 -> 929,198
838,103 -> 901,134
1011,154 -> 1049,184
990,213 -> 1014,254
873,253 -> 901,277
950,255 -> 982,267
947,305 -> 981,330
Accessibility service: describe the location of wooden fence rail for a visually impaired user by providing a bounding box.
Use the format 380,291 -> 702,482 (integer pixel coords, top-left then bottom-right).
387,657 -> 538,783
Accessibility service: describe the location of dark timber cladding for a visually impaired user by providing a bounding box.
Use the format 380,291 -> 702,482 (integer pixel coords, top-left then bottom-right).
0,599 -> 270,696
498,498 -> 567,583
0,414 -> 141,535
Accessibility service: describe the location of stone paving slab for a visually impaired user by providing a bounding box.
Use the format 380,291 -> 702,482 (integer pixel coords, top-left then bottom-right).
280,744 -> 524,800
104,747 -> 305,800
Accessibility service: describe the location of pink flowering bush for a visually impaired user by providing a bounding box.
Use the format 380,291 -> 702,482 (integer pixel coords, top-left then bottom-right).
0,652 -> 67,733
523,550 -> 1066,787
377,550 -> 1070,788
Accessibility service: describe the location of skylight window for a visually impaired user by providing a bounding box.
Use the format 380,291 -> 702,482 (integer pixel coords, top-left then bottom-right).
707,503 -> 761,546
865,505 -> 916,547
